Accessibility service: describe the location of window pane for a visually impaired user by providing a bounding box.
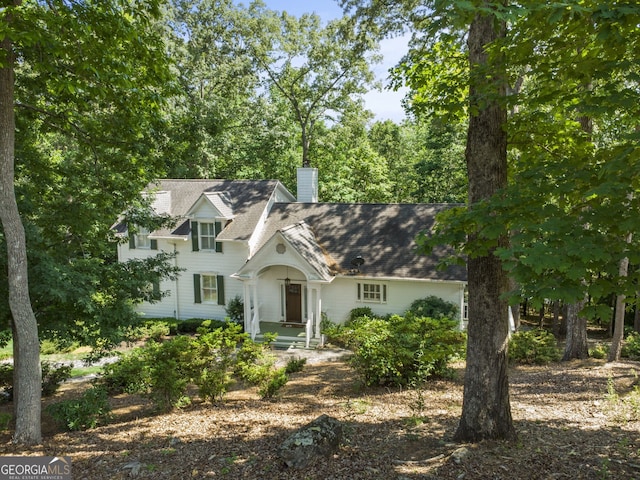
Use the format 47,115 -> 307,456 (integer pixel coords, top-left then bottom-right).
362,284 -> 381,302
202,275 -> 218,302
200,222 -> 216,250
136,227 -> 151,249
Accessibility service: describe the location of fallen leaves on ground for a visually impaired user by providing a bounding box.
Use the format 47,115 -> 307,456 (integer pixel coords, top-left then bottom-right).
1,356 -> 639,480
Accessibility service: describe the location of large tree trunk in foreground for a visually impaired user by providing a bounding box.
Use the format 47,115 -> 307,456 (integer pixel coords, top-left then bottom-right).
562,297 -> 589,361
454,4 -> 515,442
0,20 -> 42,445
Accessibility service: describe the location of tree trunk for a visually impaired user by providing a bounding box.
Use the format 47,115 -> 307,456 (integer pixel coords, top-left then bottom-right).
508,276 -> 520,331
538,305 -> 545,328
552,301 -> 561,338
608,234 -> 631,362
562,297 -> 589,361
635,294 -> 639,333
454,5 -> 515,442
0,14 -> 42,445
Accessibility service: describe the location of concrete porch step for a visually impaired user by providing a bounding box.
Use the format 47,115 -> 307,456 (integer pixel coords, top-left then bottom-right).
256,334 -> 322,350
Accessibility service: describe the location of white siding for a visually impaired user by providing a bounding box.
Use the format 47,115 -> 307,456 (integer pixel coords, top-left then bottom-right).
120,238 -> 249,320
320,277 -> 464,324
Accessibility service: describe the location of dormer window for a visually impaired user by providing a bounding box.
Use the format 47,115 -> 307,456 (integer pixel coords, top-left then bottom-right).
191,220 -> 223,253
129,226 -> 157,250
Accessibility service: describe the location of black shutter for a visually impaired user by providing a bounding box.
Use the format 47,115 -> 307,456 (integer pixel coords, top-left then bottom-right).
129,233 -> 136,249
214,221 -> 223,253
152,279 -> 160,298
191,221 -> 199,251
193,274 -> 201,303
217,275 -> 225,305
150,239 -> 158,250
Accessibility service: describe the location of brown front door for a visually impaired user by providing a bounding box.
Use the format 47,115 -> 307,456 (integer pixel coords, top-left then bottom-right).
286,284 -> 302,323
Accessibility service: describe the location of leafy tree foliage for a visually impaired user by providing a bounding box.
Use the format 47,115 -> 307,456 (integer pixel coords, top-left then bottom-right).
236,1 -> 381,168
1,0 -> 177,443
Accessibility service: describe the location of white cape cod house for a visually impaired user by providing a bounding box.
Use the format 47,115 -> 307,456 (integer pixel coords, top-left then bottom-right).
114,168 -> 467,346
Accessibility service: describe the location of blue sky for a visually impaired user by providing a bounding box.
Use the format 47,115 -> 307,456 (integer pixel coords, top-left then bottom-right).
251,0 -> 409,122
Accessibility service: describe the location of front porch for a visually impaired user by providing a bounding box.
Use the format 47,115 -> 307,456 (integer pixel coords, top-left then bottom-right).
254,321 -> 322,349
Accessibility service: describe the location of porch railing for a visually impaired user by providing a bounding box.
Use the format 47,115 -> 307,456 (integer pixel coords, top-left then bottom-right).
305,313 -> 313,348
250,308 -> 260,340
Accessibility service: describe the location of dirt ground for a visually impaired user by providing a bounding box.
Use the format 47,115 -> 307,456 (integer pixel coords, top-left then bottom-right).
0,351 -> 639,480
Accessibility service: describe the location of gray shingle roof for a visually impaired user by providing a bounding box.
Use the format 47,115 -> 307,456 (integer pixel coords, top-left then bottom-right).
119,179 -> 290,241
261,203 -> 466,281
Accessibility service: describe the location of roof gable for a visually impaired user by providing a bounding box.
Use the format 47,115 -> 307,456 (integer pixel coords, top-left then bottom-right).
187,192 -> 235,220
114,179 -> 295,241
257,203 -> 466,282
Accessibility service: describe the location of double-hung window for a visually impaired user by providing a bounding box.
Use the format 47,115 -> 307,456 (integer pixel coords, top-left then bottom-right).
193,273 -> 225,305
200,222 -> 216,250
191,220 -> 223,253
201,274 -> 218,302
357,282 -> 387,303
136,227 -> 151,249
129,226 -> 157,250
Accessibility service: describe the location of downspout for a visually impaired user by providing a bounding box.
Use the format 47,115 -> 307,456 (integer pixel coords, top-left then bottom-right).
173,243 -> 180,319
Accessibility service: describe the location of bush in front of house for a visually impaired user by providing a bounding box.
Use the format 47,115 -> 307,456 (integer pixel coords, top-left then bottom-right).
226,295 -> 245,324
331,313 -> 466,387
234,334 -> 290,400
508,328 -> 560,365
99,322 -> 287,409
406,296 -> 459,320
190,323 -> 246,402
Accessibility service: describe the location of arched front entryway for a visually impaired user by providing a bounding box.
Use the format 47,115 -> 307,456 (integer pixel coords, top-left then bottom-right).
239,264 -> 324,347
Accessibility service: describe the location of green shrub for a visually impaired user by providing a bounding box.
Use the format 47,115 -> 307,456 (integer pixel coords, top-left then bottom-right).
235,338 -> 277,385
0,361 -> 71,401
589,342 -> 609,359
234,335 -> 289,398
622,331 -> 640,360
508,328 -> 560,365
100,350 -> 150,395
0,412 -> 11,430
144,336 -> 196,411
175,318 -> 208,334
348,307 -> 375,323
40,339 -> 61,355
190,324 -> 246,402
46,386 -> 111,431
258,368 -> 288,399
320,315 -> 344,344
226,295 -> 245,324
406,296 -> 459,320
145,321 -> 171,341
333,314 -> 466,386
285,357 -> 307,374
0,364 -> 13,403
41,362 -> 72,396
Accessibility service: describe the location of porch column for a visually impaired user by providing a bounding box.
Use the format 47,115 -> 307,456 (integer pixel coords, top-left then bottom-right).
243,281 -> 252,334
315,285 -> 322,339
252,281 -> 260,338
308,282 -> 322,339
